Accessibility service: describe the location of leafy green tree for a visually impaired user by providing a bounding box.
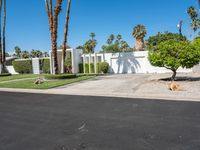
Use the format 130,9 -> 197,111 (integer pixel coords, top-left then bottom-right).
101,43 -> 121,53
146,32 -> 187,50
132,24 -> 147,51
149,39 -> 200,81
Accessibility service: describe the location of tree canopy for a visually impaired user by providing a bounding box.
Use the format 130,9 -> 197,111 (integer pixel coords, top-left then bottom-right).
148,38 -> 200,80
146,32 -> 187,51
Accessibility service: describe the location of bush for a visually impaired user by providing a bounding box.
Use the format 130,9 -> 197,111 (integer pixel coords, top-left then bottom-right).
79,62 -> 109,74
0,73 -> 11,77
90,63 -> 95,73
79,63 -> 84,73
98,62 -> 109,73
44,74 -> 77,80
13,60 -> 33,74
40,58 -> 50,74
85,63 -> 89,73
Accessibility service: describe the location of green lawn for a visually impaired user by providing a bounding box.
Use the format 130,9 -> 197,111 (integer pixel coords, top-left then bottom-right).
0,75 -> 95,89
0,74 -> 40,82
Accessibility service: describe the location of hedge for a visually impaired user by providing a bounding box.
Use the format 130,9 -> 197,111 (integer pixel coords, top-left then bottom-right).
13,60 -> 33,74
44,74 -> 77,80
85,63 -> 89,73
40,59 -> 50,74
79,63 -> 84,73
79,62 -> 109,74
0,73 -> 11,77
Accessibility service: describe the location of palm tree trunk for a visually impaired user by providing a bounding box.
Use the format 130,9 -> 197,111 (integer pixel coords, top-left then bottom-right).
0,0 -> 2,72
45,0 -> 63,75
136,38 -> 144,51
2,0 -> 6,72
52,0 -> 62,74
61,0 -> 71,74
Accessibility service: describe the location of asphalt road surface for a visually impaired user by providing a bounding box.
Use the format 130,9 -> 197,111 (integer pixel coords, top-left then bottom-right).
0,92 -> 200,150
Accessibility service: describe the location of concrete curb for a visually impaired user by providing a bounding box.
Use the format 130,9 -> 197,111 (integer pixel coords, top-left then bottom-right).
0,88 -> 200,102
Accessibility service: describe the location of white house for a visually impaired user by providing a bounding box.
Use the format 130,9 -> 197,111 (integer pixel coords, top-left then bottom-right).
50,49 -> 197,74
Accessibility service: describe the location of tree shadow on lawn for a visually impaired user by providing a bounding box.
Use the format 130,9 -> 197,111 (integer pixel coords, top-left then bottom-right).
159,76 -> 200,82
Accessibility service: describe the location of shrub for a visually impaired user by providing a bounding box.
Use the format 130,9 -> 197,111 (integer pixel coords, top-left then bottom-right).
44,74 -> 77,80
40,58 -> 50,74
84,63 -> 89,73
98,62 -> 109,73
90,63 -> 95,73
79,62 -> 109,74
79,63 -> 84,73
0,73 -> 11,77
13,60 -> 33,74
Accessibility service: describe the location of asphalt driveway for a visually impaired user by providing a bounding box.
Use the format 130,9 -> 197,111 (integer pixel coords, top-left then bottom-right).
0,92 -> 200,150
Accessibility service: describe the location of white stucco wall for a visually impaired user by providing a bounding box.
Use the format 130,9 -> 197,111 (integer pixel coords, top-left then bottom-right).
82,51 -> 193,74
7,66 -> 18,74
32,58 -> 40,74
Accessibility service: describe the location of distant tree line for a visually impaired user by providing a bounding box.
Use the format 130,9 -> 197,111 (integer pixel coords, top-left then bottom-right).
13,46 -> 49,59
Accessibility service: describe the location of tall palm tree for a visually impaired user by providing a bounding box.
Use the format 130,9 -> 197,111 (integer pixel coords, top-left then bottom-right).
116,34 -> 122,41
2,0 -> 6,69
62,0 -> 71,73
107,34 -> 115,45
115,34 -> 122,45
121,40 -> 130,52
90,32 -> 95,40
187,6 -> 198,21
187,6 -> 200,38
0,0 -> 2,69
45,0 -> 63,74
132,24 -> 147,51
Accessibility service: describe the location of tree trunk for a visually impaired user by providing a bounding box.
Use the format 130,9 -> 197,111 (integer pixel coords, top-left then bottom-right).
0,0 -> 2,68
171,69 -> 177,81
62,0 -> 71,74
135,38 -> 144,51
2,0 -> 6,73
45,0 -> 63,75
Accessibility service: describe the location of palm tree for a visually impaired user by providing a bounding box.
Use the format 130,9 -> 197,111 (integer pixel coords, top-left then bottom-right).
90,32 -> 95,40
132,24 -> 147,51
187,6 -> 198,21
0,0 -> 2,69
45,0 -> 63,74
107,34 -> 115,45
115,34 -> 122,45
2,0 -> 6,68
14,46 -> 21,58
121,41 -> 130,52
62,0 -> 71,73
187,6 -> 200,38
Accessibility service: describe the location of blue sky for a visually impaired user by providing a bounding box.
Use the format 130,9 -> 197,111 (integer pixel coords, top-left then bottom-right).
6,0 -> 196,53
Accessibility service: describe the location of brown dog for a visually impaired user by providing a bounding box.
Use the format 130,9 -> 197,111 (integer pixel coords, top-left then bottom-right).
168,82 -> 183,91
